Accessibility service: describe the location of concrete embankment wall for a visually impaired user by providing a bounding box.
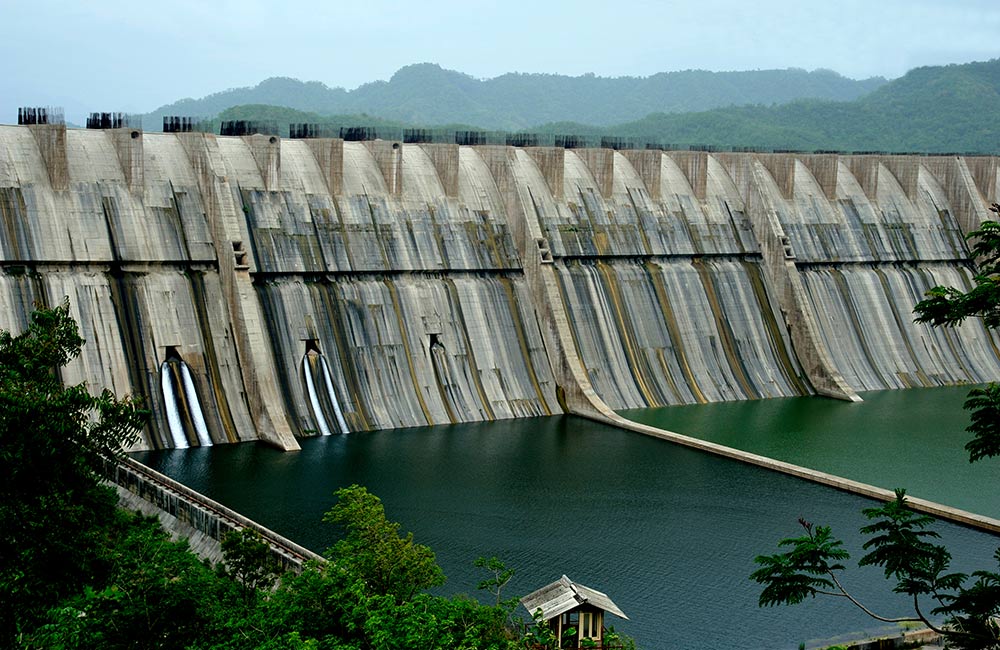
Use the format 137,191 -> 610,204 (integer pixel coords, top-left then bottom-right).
109,456 -> 323,570
2,123 -> 999,451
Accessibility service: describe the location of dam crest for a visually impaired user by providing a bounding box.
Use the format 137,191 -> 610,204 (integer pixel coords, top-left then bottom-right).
1,122 -> 998,451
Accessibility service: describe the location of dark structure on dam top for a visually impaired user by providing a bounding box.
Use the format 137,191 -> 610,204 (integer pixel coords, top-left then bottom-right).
1,110 -> 999,452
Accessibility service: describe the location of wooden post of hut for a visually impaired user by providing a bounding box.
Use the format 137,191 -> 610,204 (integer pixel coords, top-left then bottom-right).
520,575 -> 629,649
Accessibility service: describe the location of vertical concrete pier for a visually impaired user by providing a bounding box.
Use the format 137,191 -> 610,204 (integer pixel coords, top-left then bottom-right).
756,154 -> 797,199
729,154 -> 860,401
966,156 -> 999,205
797,154 -> 840,200
244,134 -> 281,191
177,132 -> 300,451
923,157 -> 993,234
525,147 -> 565,200
622,150 -> 663,200
419,143 -> 460,197
845,156 -> 881,198
501,148 -> 614,420
881,155 -> 921,201
109,127 -> 144,193
364,140 -> 403,195
304,138 -> 344,196
28,124 -> 69,190
575,148 -> 615,198
667,151 -> 708,200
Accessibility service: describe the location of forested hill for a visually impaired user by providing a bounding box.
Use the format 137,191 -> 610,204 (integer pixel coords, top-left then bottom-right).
145,59 -> 1000,153
142,63 -> 885,130
595,58 -> 1000,153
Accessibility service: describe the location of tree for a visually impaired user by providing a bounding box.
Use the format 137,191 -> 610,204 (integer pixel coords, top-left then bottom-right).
323,484 -> 445,603
752,206 -> 1000,648
474,556 -> 515,608
221,527 -> 282,603
0,300 -> 147,641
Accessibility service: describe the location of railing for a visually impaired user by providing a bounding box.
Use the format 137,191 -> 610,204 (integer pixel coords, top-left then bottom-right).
106,455 -> 324,572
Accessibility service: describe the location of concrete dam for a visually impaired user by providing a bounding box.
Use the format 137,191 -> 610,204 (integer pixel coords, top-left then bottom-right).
1,122 -> 999,451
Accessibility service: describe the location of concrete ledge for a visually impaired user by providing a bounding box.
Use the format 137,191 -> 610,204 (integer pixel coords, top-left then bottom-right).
109,456 -> 323,570
591,408 -> 1000,533
831,627 -> 941,650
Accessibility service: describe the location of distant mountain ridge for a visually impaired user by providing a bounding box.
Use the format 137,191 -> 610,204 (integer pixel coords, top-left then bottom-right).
143,63 -> 886,130
595,58 -> 1000,153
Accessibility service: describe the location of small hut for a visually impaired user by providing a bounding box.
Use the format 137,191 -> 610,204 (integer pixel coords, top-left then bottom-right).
520,575 -> 629,649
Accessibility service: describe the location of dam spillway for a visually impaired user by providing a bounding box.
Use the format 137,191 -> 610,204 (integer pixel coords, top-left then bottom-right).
1,122 -> 999,450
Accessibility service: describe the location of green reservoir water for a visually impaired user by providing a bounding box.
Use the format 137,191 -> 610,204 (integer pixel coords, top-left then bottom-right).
621,386 -> 1000,519
134,404 -> 1000,650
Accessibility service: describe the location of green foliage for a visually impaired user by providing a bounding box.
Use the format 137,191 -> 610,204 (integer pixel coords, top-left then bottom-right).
221,527 -> 282,603
963,383 -> 1000,462
751,518 -> 849,607
323,484 -> 445,603
752,492 -> 1000,646
0,301 -> 147,641
933,549 -> 1000,650
603,625 -> 637,650
858,491 -> 965,598
522,609 -> 558,649
475,556 -> 515,607
26,513 -> 241,650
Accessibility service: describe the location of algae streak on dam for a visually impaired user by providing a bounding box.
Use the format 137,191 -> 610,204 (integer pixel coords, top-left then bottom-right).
0,121 -> 999,451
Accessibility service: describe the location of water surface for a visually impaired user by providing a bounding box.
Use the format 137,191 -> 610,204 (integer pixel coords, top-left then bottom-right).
621,386 -> 1000,518
134,413 -> 1000,650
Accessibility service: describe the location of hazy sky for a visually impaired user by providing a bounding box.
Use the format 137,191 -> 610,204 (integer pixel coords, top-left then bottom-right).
2,0 -> 998,124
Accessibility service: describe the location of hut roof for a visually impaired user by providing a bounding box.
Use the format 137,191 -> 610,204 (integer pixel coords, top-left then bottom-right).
520,575 -> 629,621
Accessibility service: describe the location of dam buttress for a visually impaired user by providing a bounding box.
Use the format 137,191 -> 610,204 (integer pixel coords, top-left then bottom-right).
1,123 -> 998,450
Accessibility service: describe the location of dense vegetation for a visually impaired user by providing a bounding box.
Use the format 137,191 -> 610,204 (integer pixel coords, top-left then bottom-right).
1,303 -> 632,649
143,63 -> 885,131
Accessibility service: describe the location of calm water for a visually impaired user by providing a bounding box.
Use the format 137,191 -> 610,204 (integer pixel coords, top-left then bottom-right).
134,407 -> 1000,650
621,386 -> 1000,518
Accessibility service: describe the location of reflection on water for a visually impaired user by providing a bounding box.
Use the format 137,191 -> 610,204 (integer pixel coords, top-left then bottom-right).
621,386 -> 1000,518
134,412 -> 1000,650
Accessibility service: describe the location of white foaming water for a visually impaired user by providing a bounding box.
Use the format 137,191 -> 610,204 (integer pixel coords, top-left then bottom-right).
319,354 -> 350,434
179,362 -> 213,447
303,352 -> 333,436
159,362 -> 189,449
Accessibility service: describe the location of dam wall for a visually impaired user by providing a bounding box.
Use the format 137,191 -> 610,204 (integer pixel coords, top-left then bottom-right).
1,122 -> 999,450
719,153 -> 1000,392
